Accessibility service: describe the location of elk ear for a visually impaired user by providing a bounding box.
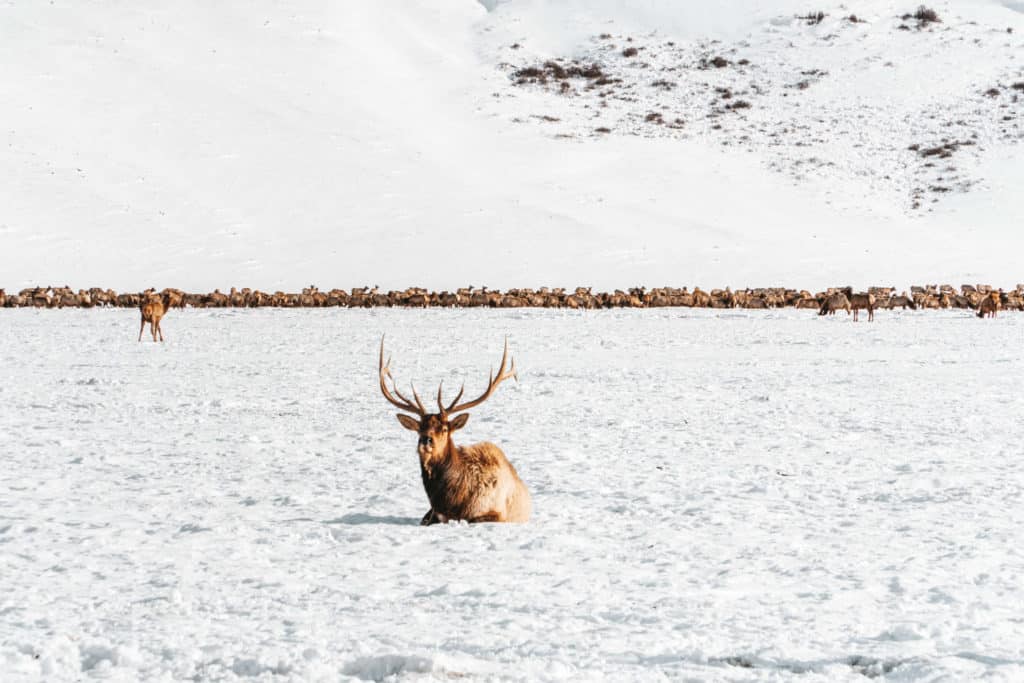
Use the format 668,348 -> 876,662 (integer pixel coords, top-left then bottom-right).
449,413 -> 470,432
396,414 -> 420,431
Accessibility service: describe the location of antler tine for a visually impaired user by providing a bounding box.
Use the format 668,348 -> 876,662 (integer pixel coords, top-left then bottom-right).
378,336 -> 425,416
409,382 -> 426,414
441,381 -> 466,415
447,337 -> 517,414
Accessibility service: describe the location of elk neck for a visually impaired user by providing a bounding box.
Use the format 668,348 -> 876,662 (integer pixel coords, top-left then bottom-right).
418,432 -> 462,482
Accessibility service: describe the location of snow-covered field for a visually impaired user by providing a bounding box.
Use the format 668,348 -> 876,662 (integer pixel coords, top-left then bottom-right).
2,308 -> 1023,681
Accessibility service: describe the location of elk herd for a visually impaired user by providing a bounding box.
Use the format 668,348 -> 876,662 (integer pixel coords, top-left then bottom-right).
1,283 -> 1020,316
0,283 -> 1016,348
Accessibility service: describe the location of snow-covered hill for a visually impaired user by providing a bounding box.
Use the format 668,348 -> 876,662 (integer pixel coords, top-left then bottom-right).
1,1 -> 1022,291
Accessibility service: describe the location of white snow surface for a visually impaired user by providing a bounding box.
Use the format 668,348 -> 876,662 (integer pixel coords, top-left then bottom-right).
2,308 -> 1024,681
2,0 -> 1024,291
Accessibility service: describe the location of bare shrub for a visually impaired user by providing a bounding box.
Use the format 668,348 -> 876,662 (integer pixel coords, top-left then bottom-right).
798,11 -> 826,25
902,6 -> 940,28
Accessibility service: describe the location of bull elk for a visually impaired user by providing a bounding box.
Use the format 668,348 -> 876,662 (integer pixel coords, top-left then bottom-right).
138,291 -> 172,342
378,337 -> 531,525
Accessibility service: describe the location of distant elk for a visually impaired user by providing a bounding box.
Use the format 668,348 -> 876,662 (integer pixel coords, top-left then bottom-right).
977,291 -> 1001,319
886,292 -> 917,310
138,290 -> 173,342
818,289 -> 851,317
378,337 -> 531,525
845,287 -> 876,322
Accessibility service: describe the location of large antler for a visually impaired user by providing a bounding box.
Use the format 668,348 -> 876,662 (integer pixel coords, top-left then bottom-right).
440,338 -> 517,416
379,336 -> 426,416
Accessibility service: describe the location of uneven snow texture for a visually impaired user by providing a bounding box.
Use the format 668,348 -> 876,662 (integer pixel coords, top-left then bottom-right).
1,308 -> 1023,681
1,1 -> 1023,291
491,3 -> 1023,210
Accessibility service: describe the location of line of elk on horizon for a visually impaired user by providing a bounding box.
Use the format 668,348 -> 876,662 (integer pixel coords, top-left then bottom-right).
1,283 -> 1020,314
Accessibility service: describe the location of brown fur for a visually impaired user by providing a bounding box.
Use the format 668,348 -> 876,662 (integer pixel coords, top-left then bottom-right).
139,292 -> 171,342
885,294 -> 917,310
397,413 -> 531,525
845,288 -> 876,322
977,291 -> 1001,319
381,339 -> 530,525
818,291 -> 851,316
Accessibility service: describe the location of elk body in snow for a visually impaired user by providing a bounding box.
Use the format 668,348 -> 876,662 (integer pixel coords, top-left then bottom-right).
977,291 -> 1001,319
379,338 -> 531,525
138,291 -> 172,342
818,290 -> 851,317
846,288 -> 876,322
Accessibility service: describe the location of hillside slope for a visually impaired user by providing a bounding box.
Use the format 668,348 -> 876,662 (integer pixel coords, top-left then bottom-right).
1,1 -> 1022,291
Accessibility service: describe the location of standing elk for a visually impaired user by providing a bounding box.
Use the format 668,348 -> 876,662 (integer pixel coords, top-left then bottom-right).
845,287 -> 876,322
977,291 -> 1001,319
139,291 -> 172,342
378,337 -> 531,525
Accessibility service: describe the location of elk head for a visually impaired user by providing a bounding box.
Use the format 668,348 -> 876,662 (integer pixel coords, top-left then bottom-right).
378,337 -> 517,463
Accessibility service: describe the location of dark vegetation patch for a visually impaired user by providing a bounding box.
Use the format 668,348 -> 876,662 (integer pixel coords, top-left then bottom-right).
594,126 -> 611,134
513,61 -> 607,85
902,6 -> 941,29
847,15 -> 865,23
799,11 -> 826,26
622,47 -> 639,58
1011,82 -> 1024,91
913,140 -> 975,159
651,79 -> 676,91
699,56 -> 731,69
984,87 -> 1000,97
726,100 -> 752,111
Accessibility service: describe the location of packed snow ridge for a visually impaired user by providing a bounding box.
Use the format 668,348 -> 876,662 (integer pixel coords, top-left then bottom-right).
487,3 -> 1024,210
